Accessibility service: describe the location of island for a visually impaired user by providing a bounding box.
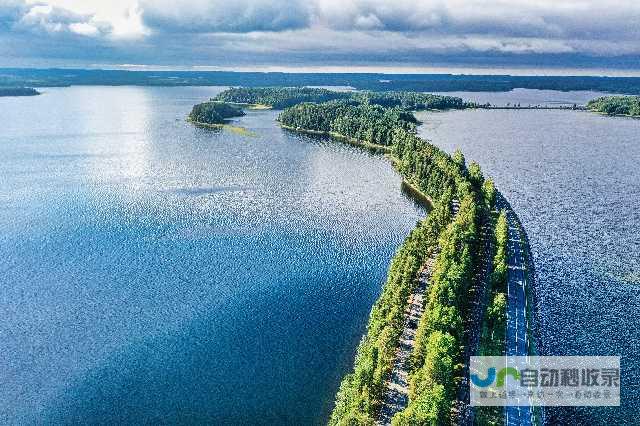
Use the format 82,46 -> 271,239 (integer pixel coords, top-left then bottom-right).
587,95 -> 640,117
0,87 -> 40,97
187,101 -> 246,126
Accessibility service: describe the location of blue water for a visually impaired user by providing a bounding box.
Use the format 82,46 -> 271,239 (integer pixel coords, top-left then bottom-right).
417,90 -> 640,424
0,86 -> 426,424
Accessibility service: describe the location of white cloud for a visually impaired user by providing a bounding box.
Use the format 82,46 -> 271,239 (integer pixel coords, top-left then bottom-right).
353,14 -> 383,30
14,2 -> 111,36
110,3 -> 149,38
68,21 -> 99,36
24,0 -> 149,38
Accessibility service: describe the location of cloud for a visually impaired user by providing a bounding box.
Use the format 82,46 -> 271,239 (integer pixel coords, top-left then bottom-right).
0,0 -> 119,65
312,0 -> 640,42
0,0 -> 27,30
15,4 -> 108,36
134,0 -> 640,43
68,21 -> 99,36
0,0 -> 112,38
133,0 -> 640,58
1,0 -> 640,70
109,3 -> 148,38
139,0 -> 311,33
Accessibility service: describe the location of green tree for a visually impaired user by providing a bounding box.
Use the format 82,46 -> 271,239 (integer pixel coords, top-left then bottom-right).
468,162 -> 484,188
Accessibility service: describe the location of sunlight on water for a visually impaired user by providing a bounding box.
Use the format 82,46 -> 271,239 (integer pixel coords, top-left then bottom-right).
0,86 -> 425,424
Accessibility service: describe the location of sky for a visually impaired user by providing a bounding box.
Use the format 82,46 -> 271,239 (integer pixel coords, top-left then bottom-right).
1,0 -> 640,74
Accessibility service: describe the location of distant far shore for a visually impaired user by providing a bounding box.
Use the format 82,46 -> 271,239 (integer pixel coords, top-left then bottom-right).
0,87 -> 40,97
4,68 -> 640,94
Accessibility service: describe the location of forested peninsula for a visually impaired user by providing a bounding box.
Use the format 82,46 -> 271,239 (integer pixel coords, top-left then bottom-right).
191,87 -> 537,424
272,88 -> 496,424
587,95 -> 640,117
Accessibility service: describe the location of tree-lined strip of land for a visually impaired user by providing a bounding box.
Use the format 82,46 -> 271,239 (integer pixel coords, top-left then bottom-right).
274,92 -> 497,424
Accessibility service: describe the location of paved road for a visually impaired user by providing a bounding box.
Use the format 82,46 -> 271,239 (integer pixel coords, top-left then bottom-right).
503,206 -> 535,426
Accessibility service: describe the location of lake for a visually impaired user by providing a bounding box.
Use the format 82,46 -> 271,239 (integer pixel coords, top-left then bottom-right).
417,89 -> 640,424
0,86 -> 426,424
2,86 -> 638,424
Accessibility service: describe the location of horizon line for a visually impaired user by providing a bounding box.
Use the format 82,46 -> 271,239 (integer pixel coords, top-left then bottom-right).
3,64 -> 640,78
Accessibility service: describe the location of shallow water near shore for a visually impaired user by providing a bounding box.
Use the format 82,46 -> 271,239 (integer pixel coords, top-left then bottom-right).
0,86 -> 426,424
417,89 -> 640,423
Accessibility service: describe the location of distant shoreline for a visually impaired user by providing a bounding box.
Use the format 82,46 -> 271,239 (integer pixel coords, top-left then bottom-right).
4,68 -> 640,94
0,87 -> 40,97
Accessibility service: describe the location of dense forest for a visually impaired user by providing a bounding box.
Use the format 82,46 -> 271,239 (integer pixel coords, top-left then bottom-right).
330,201 -> 452,425
397,192 -> 478,424
214,87 -> 468,111
353,91 -> 470,110
5,68 -> 640,94
188,101 -> 246,125
0,87 -> 39,97
278,101 -> 418,146
392,145 -> 495,424
587,95 -> 640,116
213,87 -> 350,108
